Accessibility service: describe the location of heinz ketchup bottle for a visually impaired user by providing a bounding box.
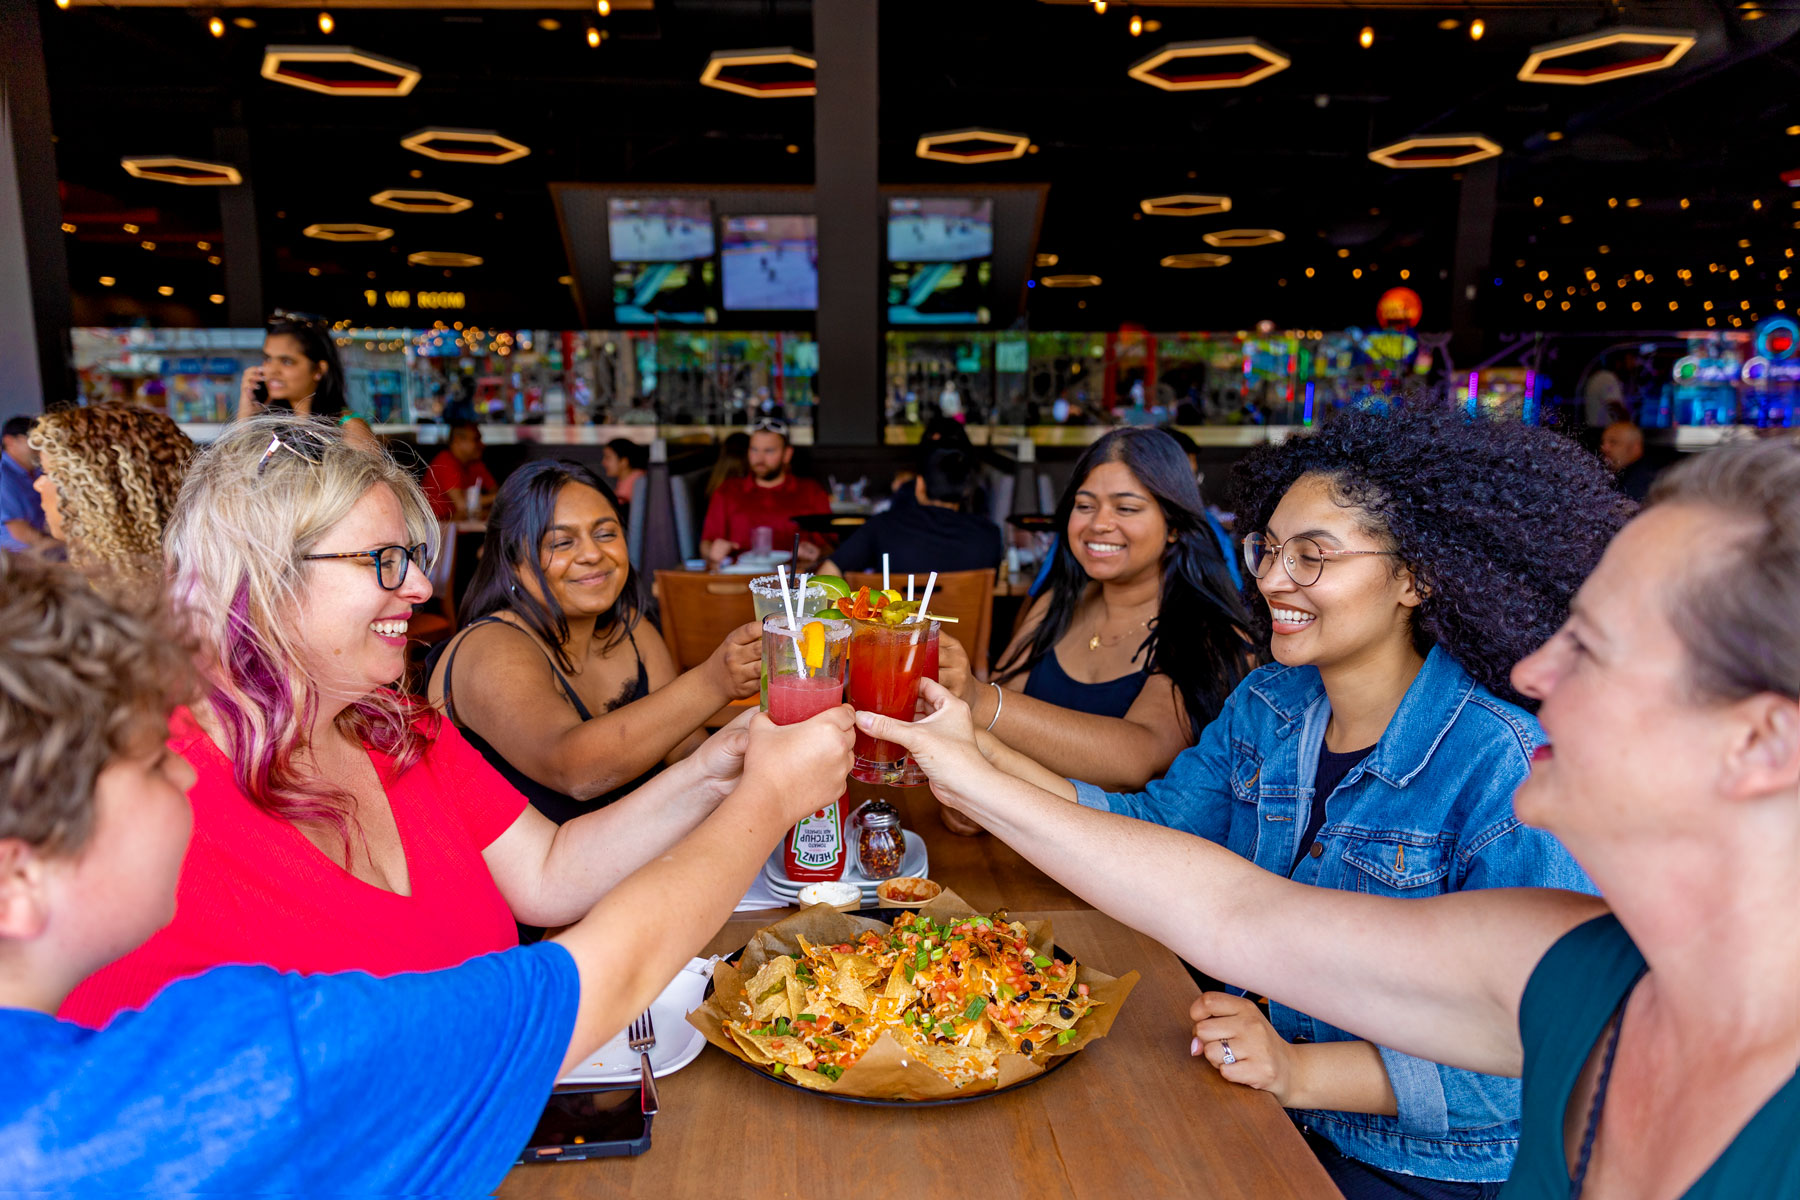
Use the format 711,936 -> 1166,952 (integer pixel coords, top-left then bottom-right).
782,791 -> 850,882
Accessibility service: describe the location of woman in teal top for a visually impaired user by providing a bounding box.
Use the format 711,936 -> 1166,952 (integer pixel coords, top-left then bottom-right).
864,438 -> 1800,1199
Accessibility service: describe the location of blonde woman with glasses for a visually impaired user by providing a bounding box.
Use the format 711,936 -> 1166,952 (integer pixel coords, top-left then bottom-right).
60,413 -> 777,1027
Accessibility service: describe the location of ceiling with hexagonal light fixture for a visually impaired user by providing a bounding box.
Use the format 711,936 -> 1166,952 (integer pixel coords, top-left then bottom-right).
35,0 -> 1800,339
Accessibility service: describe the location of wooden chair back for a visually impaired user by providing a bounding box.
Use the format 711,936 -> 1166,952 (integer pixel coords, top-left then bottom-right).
845,568 -> 996,676
652,570 -> 758,673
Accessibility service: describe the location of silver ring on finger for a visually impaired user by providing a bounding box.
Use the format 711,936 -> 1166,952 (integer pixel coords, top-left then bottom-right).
1219,1040 -> 1237,1065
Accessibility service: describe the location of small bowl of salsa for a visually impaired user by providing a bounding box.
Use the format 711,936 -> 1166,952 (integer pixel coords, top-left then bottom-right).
874,877 -> 942,908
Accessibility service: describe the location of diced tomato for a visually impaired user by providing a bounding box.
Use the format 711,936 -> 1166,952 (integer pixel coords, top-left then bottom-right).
1078,983 -> 1090,997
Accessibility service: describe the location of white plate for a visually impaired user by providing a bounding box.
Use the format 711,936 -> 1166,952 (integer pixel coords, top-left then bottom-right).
719,551 -> 793,574
558,956 -> 713,1085
761,832 -> 928,904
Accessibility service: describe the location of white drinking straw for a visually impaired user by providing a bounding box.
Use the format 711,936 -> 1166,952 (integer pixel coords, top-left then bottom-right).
917,570 -> 938,624
776,564 -> 807,677
882,553 -> 891,593
907,574 -> 915,602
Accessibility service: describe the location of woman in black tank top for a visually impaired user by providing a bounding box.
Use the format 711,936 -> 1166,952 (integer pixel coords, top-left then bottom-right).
425,461 -> 762,824
954,429 -> 1252,793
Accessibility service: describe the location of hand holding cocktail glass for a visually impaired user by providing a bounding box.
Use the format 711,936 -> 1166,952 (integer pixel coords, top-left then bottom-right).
852,679 -> 993,815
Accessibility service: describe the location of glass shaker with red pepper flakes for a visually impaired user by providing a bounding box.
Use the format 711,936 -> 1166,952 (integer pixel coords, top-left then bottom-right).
851,800 -> 905,880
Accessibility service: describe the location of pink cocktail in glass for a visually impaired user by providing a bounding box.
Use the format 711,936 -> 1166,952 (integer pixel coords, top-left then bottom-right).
761,614 -> 851,881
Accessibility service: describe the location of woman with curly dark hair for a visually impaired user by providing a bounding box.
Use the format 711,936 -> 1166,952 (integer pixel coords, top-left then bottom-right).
977,408 -> 1631,1199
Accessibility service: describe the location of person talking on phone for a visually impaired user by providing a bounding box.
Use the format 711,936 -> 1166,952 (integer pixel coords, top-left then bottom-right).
238,311 -> 378,451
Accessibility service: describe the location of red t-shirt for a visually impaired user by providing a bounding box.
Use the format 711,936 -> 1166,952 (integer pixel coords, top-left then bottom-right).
700,472 -> 831,549
421,450 -> 498,520
59,706 -> 527,1029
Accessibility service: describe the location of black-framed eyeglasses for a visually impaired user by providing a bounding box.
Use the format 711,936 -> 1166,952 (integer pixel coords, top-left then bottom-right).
1243,532 -> 1401,588
301,543 -> 429,590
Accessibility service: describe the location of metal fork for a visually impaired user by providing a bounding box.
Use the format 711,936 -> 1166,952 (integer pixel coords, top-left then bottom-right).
628,1010 -> 660,1115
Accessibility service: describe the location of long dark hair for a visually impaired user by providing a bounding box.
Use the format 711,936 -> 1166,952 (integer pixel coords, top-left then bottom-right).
459,460 -> 650,673
996,428 -> 1252,737
1229,407 -> 1634,708
266,314 -> 348,418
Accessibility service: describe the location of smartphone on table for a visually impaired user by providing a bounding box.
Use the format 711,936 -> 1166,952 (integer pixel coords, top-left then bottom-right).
515,1087 -> 652,1163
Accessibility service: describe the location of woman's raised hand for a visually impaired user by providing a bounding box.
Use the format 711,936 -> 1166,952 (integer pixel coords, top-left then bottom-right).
741,705 -> 856,824
682,707 -> 756,804
707,618 -> 764,702
237,365 -> 267,418
855,679 -> 993,816
936,633 -> 977,708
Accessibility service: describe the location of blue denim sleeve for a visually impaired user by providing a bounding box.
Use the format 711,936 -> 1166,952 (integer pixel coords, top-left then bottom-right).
286,942 -> 580,1193
1070,691 -> 1237,841
1375,802 -> 1595,1135
1374,1043 -> 1521,1137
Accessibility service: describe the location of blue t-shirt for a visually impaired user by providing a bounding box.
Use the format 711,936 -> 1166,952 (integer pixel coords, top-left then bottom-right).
0,942 -> 579,1193
0,454 -> 46,552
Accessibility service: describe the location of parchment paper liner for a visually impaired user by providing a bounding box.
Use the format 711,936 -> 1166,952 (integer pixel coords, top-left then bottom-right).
687,888 -> 1139,1101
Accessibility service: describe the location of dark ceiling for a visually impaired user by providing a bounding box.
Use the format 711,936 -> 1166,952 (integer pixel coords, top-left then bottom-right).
38,0 -> 1800,339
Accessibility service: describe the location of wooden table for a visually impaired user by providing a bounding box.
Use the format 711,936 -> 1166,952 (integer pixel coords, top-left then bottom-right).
498,805 -> 1337,1199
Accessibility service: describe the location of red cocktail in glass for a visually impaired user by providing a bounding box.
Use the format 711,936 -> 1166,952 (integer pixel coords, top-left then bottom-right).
847,616 -> 931,784
894,619 -> 940,786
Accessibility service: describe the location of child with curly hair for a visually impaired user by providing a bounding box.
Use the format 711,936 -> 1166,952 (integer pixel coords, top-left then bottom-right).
29,403 -> 194,596
976,407 -> 1635,1198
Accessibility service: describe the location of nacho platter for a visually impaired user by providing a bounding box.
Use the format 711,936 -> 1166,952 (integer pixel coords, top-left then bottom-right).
688,891 -> 1138,1105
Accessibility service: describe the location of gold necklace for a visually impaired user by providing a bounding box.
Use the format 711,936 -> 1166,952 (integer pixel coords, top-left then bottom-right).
1088,617 -> 1149,652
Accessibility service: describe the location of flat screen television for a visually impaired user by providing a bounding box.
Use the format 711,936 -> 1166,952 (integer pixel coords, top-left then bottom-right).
606,197 -> 715,262
886,197 -> 993,325
886,197 -> 993,261
721,214 -> 818,310
607,198 -> 717,325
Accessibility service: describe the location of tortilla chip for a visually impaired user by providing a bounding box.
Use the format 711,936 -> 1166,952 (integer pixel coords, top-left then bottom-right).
829,971 -> 872,1013
732,1028 -> 816,1067
724,1025 -> 777,1065
908,1037 -> 1000,1081
881,966 -> 917,1007
830,951 -> 880,985
782,1065 -> 836,1091
785,975 -> 807,1022
744,957 -> 798,1021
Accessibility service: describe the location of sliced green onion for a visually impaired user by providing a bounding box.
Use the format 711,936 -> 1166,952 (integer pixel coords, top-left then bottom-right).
964,996 -> 989,1020
1057,1028 -> 1077,1045
1032,955 -> 1053,969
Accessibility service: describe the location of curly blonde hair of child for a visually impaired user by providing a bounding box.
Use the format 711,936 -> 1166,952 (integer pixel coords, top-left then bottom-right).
30,403 -> 195,591
0,554 -> 194,855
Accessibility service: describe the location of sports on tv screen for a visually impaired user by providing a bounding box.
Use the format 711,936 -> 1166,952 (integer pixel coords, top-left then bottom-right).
886,197 -> 993,262
611,259 -> 717,326
721,215 -> 818,310
607,197 -> 715,263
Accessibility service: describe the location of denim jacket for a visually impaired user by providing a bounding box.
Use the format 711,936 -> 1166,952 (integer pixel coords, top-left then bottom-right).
1073,646 -> 1597,1183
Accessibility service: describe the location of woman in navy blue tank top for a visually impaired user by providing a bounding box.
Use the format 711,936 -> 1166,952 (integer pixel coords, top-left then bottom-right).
950,428 -> 1252,792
